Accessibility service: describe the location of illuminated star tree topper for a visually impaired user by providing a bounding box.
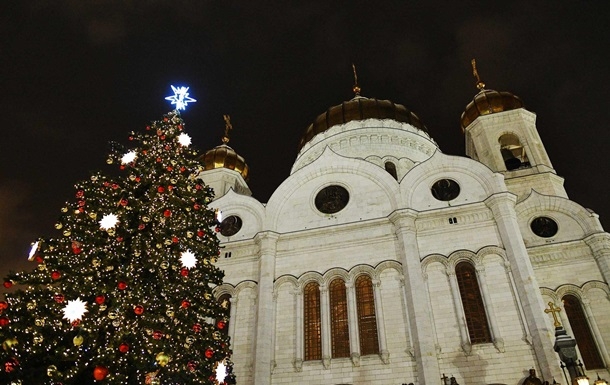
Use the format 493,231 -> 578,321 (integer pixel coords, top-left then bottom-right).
165,85 -> 197,111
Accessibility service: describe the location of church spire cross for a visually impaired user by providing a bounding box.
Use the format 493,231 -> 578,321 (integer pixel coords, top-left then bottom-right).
544,301 -> 562,328
352,63 -> 361,96
222,114 -> 233,144
471,59 -> 486,91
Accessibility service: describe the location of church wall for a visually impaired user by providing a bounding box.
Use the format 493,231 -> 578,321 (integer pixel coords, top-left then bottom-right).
272,281 -> 297,375
231,285 -> 257,385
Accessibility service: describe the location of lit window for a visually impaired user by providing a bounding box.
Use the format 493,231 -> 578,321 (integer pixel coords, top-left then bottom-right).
304,282 -> 322,360
455,262 -> 491,343
562,295 -> 604,369
355,275 -> 379,355
329,278 -> 350,358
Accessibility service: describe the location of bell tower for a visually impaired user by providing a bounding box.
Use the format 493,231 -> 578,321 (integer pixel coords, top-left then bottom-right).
461,60 -> 567,199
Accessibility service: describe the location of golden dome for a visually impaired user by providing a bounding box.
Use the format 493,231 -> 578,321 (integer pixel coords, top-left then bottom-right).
201,144 -> 249,181
298,96 -> 428,151
460,89 -> 524,130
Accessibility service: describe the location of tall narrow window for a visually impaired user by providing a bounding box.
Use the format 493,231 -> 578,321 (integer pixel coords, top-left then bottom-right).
217,293 -> 231,337
455,262 -> 491,343
563,295 -> 604,369
329,278 -> 350,358
355,275 -> 379,355
385,162 -> 398,180
304,282 -> 322,361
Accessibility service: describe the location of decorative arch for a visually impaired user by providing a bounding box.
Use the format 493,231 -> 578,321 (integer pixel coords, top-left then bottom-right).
374,260 -> 403,277
498,132 -> 529,170
348,264 -> 376,282
322,268 -> 349,287
274,274 -> 298,293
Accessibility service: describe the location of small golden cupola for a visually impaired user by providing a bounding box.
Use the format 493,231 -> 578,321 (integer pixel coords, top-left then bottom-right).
460,59 -> 524,131
201,115 -> 249,181
298,64 -> 428,151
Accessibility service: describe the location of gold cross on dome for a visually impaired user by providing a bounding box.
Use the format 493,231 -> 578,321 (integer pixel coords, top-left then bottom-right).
544,301 -> 562,327
222,114 -> 233,144
471,58 -> 486,90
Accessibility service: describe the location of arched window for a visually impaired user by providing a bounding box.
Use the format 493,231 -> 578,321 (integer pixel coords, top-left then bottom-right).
562,295 -> 604,369
455,262 -> 491,344
217,293 -> 231,337
384,161 -> 398,180
304,281 -> 322,361
355,275 -> 379,355
498,133 -> 529,170
329,278 -> 350,358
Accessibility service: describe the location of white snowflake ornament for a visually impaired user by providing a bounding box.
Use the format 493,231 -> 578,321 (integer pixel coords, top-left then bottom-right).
178,133 -> 191,147
62,298 -> 88,322
99,214 -> 119,230
121,150 -> 137,164
180,250 -> 197,269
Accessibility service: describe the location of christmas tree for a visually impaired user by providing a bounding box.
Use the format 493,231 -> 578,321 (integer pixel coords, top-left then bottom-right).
0,87 -> 236,384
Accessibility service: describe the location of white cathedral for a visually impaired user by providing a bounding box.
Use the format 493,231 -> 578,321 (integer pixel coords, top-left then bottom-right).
198,66 -> 610,385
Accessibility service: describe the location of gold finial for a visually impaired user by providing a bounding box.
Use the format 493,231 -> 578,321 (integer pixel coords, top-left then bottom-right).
352,63 -> 361,96
471,58 -> 486,90
222,114 -> 232,144
544,301 -> 562,328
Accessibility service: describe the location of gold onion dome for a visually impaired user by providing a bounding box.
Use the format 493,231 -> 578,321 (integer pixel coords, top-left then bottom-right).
201,115 -> 249,181
298,96 -> 428,151
460,59 -> 525,130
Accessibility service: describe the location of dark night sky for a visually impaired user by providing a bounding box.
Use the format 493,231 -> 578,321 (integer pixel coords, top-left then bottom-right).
1,1 -> 609,282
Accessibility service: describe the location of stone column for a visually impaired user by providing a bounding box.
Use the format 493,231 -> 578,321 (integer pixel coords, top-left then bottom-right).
584,233 -> 610,284
372,278 -> 389,364
447,270 -> 472,355
398,277 -> 415,357
389,209 -> 440,384
228,296 -> 238,345
320,284 -> 331,369
485,193 -> 562,381
252,232 -> 279,385
346,280 -> 361,366
294,290 -> 303,372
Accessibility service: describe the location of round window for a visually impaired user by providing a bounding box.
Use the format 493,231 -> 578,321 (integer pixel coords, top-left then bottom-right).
530,216 -> 558,238
431,179 -> 460,201
315,185 -> 349,214
220,215 -> 242,237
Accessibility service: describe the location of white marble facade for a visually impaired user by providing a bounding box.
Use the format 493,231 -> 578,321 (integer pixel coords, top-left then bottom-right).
201,93 -> 610,385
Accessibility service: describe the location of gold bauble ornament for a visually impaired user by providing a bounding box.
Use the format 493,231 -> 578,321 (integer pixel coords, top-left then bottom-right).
155,352 -> 170,367
61,207 -> 68,213
106,158 -> 113,164
204,293 -> 212,300
2,338 -> 18,350
63,230 -> 71,237
112,319 -> 120,327
185,336 -> 194,344
37,264 -> 47,271
106,265 -> 114,271
107,228 -> 115,236
160,261 -> 169,269
156,243 -> 162,249
89,212 -> 97,219
47,365 -> 57,377
26,301 -> 36,310
73,335 -> 84,346
35,319 -> 45,327
134,250 -> 141,257
54,223 -> 63,229
33,335 -> 43,344
186,231 -> 193,238
99,304 -> 107,311
92,258 -> 101,267
108,311 -> 118,319
73,209 -> 80,215
213,331 -> 221,340
163,239 -> 172,246
142,216 -> 151,222
91,175 -> 98,181
166,309 -> 174,318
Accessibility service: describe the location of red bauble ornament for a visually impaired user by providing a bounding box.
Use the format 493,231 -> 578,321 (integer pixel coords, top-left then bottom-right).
197,230 -> 204,237
112,183 -> 119,189
172,236 -> 179,243
217,320 -> 226,330
193,323 -> 202,333
157,186 -> 165,193
51,271 -> 61,280
193,203 -> 200,210
119,165 -> 125,170
35,255 -> 44,263
156,157 -> 162,163
167,185 -> 174,191
3,281 -> 12,289
0,316 -> 9,327
71,319 -> 80,327
180,268 -> 189,277
134,305 -> 144,315
146,125 -> 151,130
4,357 -> 18,373
77,207 -> 84,213
180,166 -> 186,172
95,295 -> 106,305
195,184 -> 202,190
187,361 -> 197,371
119,343 -> 129,353
135,176 -> 141,182
153,330 -> 163,340
103,181 -> 110,187
205,348 -> 214,358
78,200 -> 86,207
72,246 -> 82,255
166,166 -> 173,171
178,124 -> 183,130
118,281 -> 127,290
76,190 -> 84,198
163,210 -> 171,217
181,300 -> 190,309
214,226 -> 220,233
93,366 -> 108,380
54,294 -> 65,303
120,199 -> 128,206
128,135 -> 134,141
116,237 -> 123,242
0,301 -> 8,310
138,223 -> 145,230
